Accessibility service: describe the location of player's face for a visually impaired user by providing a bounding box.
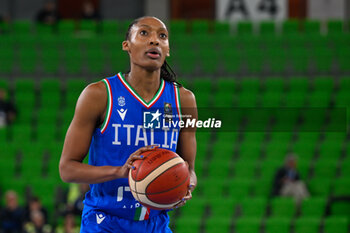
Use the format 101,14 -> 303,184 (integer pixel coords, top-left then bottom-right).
123,17 -> 170,71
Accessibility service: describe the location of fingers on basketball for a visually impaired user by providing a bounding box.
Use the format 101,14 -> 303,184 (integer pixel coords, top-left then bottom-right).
136,145 -> 159,154
128,145 -> 159,168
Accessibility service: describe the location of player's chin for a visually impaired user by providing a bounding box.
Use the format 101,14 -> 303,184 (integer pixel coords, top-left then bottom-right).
142,61 -> 164,71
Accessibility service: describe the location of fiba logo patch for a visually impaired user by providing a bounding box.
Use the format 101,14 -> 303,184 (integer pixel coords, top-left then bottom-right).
118,96 -> 125,106
143,109 -> 162,129
164,103 -> 171,113
164,102 -> 172,123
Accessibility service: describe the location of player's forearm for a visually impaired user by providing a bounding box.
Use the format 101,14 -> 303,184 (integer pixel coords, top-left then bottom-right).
59,160 -> 123,184
189,168 -> 197,188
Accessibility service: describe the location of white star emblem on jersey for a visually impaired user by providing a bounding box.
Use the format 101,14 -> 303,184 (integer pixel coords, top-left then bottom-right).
117,108 -> 127,121
151,109 -> 162,122
96,213 -> 105,224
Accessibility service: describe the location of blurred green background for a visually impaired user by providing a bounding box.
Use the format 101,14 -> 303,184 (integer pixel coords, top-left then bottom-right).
0,12 -> 350,233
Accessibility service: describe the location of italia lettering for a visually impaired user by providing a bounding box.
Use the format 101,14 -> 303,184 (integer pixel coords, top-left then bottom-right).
150,128 -> 154,145
170,129 -> 178,149
161,127 -> 169,148
135,125 -> 148,146
124,124 -> 134,145
112,124 -> 121,145
111,124 -> 178,149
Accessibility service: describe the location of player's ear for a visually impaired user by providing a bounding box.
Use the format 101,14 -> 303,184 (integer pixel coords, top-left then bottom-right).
166,48 -> 170,57
122,40 -> 130,53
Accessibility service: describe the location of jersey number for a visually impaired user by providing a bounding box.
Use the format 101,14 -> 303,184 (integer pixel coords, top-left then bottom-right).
117,186 -> 131,202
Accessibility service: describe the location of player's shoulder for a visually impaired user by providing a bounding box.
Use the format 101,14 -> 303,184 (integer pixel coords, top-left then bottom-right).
72,80 -> 108,121
178,85 -> 195,99
82,80 -> 107,100
80,74 -> 119,101
75,80 -> 109,114
177,84 -> 196,108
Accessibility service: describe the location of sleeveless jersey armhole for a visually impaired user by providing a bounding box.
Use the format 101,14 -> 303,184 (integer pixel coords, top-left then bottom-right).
174,83 -> 182,121
100,79 -> 113,134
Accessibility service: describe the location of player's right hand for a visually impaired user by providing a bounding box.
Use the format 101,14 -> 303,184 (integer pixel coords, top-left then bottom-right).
118,145 -> 158,178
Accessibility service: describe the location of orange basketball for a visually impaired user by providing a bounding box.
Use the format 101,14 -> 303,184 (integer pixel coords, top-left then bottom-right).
128,148 -> 190,210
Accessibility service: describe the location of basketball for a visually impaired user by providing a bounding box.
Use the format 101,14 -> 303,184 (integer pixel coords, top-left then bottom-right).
128,148 -> 190,210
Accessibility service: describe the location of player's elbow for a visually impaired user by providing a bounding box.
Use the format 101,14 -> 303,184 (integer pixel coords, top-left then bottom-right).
59,159 -> 74,183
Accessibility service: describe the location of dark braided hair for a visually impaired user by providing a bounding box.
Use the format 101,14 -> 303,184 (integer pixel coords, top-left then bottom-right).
125,17 -> 182,87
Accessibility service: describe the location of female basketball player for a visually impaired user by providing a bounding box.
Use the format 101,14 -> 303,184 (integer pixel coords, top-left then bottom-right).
59,16 -> 197,232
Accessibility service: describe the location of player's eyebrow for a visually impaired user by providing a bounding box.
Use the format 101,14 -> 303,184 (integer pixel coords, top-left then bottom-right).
139,24 -> 167,31
139,24 -> 151,28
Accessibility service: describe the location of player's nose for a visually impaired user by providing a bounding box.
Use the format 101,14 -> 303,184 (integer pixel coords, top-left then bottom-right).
149,32 -> 159,46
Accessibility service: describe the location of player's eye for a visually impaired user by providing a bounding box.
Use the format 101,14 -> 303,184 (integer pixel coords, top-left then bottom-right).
140,30 -> 148,36
160,33 -> 167,39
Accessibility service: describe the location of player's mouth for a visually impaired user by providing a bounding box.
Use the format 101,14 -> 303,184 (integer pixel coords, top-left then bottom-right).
145,48 -> 161,59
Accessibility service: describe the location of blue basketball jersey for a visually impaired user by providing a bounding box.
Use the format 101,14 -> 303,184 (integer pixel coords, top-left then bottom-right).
83,72 -> 182,221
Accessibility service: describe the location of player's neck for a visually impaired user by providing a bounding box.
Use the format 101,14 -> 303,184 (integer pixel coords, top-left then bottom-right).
126,68 -> 161,102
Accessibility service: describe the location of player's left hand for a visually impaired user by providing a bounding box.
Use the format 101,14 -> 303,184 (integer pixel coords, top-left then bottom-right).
173,184 -> 195,209
172,161 -> 196,209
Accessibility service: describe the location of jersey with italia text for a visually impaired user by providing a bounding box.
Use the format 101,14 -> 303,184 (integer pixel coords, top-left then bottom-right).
83,72 -> 182,221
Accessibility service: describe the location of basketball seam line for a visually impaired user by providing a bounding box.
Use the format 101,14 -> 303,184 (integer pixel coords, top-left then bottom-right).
146,168 -> 189,199
135,155 -> 179,182
134,150 -> 155,204
131,162 -> 188,196
134,150 -> 155,182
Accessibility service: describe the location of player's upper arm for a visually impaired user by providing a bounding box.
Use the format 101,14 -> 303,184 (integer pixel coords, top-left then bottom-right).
176,85 -> 197,170
179,86 -> 197,123
61,81 -> 107,163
